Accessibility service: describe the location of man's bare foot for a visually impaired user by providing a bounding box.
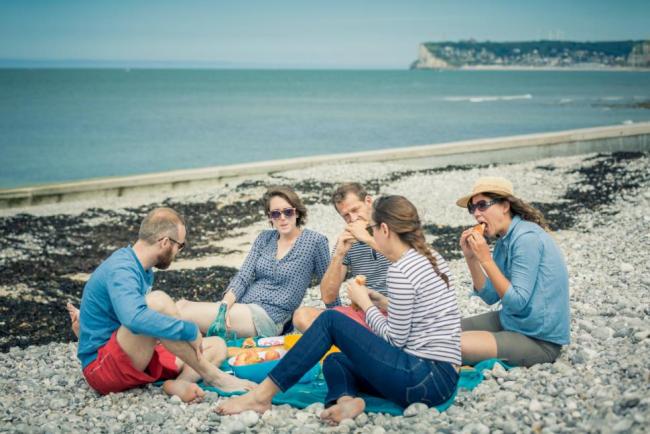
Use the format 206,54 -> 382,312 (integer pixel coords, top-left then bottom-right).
214,390 -> 272,415
207,373 -> 257,393
162,379 -> 206,403
66,302 -> 80,338
320,396 -> 366,425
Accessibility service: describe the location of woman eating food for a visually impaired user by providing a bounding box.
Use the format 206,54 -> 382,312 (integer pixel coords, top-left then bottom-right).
457,176 -> 570,367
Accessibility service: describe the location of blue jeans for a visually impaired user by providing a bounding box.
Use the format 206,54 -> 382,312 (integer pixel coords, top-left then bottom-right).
269,310 -> 458,407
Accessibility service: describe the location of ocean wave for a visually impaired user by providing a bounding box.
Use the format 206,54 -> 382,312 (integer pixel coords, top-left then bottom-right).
444,94 -> 533,103
559,98 -> 573,104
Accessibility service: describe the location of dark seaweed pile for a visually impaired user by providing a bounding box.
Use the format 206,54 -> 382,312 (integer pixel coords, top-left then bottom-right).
0,151 -> 647,352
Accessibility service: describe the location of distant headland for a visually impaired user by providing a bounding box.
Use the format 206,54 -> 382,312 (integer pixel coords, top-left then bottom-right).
411,40 -> 650,70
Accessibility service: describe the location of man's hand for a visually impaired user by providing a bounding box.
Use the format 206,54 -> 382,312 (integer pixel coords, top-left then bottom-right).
190,332 -> 203,361
334,230 -> 356,257
346,219 -> 373,245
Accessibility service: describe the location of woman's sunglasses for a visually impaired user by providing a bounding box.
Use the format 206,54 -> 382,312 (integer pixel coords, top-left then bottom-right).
365,223 -> 379,236
467,199 -> 501,214
269,207 -> 296,220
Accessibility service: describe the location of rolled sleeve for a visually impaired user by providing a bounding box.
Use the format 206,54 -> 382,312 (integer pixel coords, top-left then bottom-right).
502,232 -> 542,314
475,279 -> 501,305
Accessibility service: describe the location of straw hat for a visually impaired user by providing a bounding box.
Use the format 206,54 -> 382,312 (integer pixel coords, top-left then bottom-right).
456,177 -> 514,208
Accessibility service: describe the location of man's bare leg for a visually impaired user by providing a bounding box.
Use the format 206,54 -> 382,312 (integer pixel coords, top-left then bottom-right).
215,377 -> 280,415
162,336 -> 233,402
320,396 -> 366,425
115,291 -> 256,401
292,307 -> 323,333
66,302 -> 80,338
175,300 -> 257,337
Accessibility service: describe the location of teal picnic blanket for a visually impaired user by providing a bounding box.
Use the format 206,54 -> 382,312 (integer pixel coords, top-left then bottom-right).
198,337 -> 512,415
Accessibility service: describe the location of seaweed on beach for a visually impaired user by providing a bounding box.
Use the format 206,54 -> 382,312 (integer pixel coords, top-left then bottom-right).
0,197 -> 268,352
1,151 -> 648,352
533,151 -> 648,231
0,266 -> 240,352
423,224 -> 465,261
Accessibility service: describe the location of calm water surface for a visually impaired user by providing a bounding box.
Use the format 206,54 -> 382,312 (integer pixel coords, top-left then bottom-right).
1,69 -> 649,188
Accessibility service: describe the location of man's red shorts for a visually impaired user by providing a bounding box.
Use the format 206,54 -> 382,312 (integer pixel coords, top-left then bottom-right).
82,331 -> 180,395
332,305 -> 387,330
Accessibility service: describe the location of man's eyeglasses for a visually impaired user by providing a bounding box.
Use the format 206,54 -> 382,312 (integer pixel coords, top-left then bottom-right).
269,207 -> 296,220
467,199 -> 501,214
366,223 -> 379,236
159,236 -> 185,251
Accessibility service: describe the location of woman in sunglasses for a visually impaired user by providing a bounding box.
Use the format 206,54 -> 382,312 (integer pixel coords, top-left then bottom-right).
457,177 -> 570,367
216,195 -> 461,422
176,185 -> 330,339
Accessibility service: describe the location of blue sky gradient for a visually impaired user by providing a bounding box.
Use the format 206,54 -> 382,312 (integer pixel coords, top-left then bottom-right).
1,0 -> 648,68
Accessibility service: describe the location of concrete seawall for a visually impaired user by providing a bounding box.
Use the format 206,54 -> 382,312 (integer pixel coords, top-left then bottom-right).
2,122 -> 649,209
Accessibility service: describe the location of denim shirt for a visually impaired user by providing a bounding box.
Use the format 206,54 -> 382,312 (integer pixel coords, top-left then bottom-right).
476,215 -> 570,345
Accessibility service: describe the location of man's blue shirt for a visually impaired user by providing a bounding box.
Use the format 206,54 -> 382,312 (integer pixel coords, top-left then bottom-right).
77,247 -> 198,368
476,216 -> 570,345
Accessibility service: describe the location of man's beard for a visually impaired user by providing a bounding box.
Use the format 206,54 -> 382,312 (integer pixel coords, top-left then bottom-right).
155,247 -> 174,270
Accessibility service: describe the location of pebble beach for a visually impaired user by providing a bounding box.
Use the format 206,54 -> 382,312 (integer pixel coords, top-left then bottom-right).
1,150 -> 649,433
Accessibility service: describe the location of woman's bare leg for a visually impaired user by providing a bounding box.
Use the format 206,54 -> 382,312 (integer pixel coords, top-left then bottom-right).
175,300 -> 257,337
460,331 -> 498,365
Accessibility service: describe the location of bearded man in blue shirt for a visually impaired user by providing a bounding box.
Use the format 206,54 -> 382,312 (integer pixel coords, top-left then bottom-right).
68,207 -> 254,401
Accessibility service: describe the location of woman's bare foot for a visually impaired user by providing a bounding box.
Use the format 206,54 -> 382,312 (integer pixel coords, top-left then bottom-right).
214,389 -> 272,415
162,379 -> 206,403
320,397 -> 366,425
66,302 -> 80,338
207,373 -> 257,393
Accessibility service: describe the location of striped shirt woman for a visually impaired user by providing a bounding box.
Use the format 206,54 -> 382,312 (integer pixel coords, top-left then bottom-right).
366,248 -> 461,366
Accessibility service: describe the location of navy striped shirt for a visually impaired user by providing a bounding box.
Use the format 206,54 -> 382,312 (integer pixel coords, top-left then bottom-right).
366,249 -> 462,365
327,241 -> 391,308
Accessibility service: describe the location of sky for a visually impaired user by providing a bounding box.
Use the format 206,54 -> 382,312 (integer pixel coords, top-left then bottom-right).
1,0 -> 649,69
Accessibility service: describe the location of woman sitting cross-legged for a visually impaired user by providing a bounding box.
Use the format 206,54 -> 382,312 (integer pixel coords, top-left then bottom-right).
176,185 -> 330,339
215,195 -> 462,423
457,176 -> 570,367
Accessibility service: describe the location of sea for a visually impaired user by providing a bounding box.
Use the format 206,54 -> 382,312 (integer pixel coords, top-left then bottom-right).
1,69 -> 649,189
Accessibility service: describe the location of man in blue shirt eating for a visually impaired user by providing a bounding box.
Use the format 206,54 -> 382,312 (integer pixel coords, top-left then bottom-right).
71,207 -> 254,401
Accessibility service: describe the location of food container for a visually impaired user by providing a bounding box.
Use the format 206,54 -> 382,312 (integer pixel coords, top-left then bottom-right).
227,349 -> 320,384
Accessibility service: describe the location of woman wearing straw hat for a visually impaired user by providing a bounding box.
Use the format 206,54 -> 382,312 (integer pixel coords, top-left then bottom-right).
456,177 -> 570,367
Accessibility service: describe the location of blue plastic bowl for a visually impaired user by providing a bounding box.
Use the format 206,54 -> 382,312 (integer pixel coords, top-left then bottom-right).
228,349 -> 320,384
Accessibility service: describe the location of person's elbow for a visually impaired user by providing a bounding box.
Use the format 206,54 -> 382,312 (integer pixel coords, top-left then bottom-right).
503,285 -> 531,314
387,334 -> 406,348
120,308 -> 148,335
